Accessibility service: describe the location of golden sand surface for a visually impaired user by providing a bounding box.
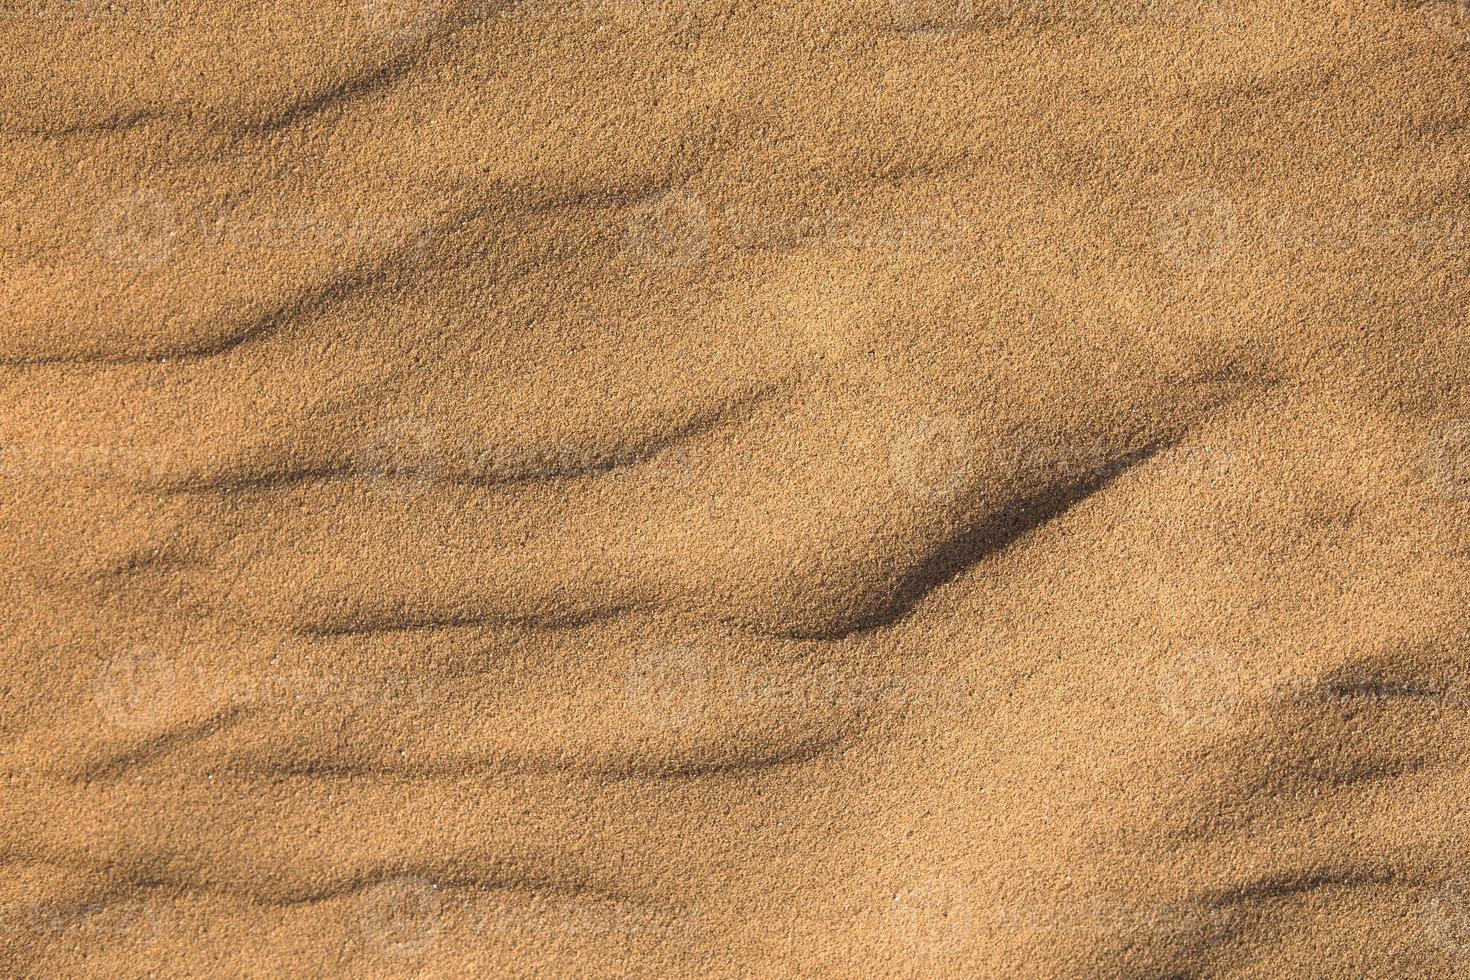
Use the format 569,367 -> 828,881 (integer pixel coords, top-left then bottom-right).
3,0 -> 1470,976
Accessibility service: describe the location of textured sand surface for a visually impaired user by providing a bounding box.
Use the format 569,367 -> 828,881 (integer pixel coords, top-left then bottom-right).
4,0 -> 1470,976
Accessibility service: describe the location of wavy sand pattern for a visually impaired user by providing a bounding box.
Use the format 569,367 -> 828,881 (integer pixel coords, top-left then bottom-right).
4,0 -> 1470,976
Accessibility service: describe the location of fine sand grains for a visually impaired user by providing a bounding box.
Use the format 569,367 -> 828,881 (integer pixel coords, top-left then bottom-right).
2,1 -> 1470,977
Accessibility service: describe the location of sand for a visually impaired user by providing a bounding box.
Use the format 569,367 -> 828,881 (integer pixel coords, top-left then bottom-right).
3,0 -> 1470,976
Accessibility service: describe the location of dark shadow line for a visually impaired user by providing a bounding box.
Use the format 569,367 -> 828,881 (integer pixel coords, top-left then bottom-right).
773,439 -> 1174,641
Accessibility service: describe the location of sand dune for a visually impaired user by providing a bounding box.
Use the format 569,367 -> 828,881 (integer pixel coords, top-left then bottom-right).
4,1 -> 1470,977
